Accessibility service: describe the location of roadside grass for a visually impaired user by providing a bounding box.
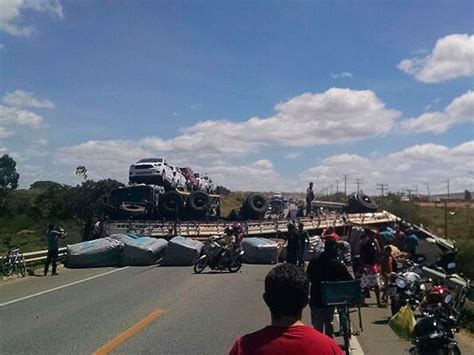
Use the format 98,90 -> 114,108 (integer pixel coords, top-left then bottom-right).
0,216 -> 83,254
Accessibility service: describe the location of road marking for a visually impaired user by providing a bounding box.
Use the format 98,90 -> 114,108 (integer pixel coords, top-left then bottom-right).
0,267 -> 129,307
93,309 -> 165,355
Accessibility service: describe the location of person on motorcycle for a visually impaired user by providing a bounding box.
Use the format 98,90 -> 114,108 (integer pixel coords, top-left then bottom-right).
213,224 -> 244,267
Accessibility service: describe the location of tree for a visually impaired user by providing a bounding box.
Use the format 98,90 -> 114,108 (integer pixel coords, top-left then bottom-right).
464,190 -> 472,201
0,154 -> 19,190
0,154 -> 20,208
75,165 -> 88,182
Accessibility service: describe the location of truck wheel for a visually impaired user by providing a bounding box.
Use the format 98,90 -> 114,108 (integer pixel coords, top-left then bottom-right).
241,193 -> 269,219
346,193 -> 377,213
187,191 -> 210,218
159,191 -> 184,218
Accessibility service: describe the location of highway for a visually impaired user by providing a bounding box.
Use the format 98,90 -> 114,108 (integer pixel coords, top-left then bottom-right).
1,265 -> 473,354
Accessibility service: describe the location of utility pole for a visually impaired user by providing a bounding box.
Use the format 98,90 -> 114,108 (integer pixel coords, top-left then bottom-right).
377,183 -> 389,197
336,180 -> 340,194
423,182 -> 430,200
403,188 -> 416,199
355,179 -> 363,194
443,179 -> 450,239
343,175 -> 348,197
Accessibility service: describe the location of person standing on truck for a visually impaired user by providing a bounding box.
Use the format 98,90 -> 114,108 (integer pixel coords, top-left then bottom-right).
306,182 -> 315,216
44,225 -> 65,276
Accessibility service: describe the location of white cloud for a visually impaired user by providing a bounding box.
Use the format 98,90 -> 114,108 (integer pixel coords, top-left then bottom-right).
401,90 -> 474,133
0,0 -> 63,36
0,127 -> 14,138
0,105 -> 44,127
330,72 -> 353,79
285,152 -> 302,159
0,147 -> 7,154
301,141 -> 474,195
3,90 -> 54,109
252,159 -> 274,170
398,34 -> 474,83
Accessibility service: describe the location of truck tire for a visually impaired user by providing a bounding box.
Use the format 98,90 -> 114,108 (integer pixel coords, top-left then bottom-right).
346,193 -> 377,213
159,191 -> 184,218
241,193 -> 269,219
187,191 -> 210,218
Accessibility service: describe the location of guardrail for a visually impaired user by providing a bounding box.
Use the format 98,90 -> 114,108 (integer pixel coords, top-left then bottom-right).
22,247 -> 67,264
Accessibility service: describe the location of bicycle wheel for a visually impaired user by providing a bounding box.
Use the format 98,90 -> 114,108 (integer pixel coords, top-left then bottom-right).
18,256 -> 27,277
339,307 -> 351,355
2,256 -> 13,276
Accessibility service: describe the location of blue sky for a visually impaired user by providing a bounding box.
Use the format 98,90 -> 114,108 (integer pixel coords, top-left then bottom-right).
0,0 -> 473,194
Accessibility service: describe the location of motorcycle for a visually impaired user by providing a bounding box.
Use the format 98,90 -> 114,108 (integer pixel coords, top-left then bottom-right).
389,267 -> 426,316
193,237 -> 244,274
409,305 -> 460,355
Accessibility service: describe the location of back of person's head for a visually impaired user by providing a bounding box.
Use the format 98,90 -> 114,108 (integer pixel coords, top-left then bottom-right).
324,240 -> 338,258
326,226 -> 335,234
48,224 -> 54,230
298,222 -> 304,230
264,264 -> 309,318
384,245 -> 392,255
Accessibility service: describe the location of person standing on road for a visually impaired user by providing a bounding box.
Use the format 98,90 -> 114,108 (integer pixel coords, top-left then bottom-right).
360,229 -> 384,307
322,226 -> 340,242
307,240 -> 353,337
286,223 -> 299,265
306,182 -> 315,216
297,223 -> 310,267
44,225 -> 64,276
229,264 -> 342,355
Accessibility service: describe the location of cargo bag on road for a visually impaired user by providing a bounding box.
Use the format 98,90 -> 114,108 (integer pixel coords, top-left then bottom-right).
110,234 -> 168,266
160,236 -> 203,266
242,238 -> 279,264
66,237 -> 124,268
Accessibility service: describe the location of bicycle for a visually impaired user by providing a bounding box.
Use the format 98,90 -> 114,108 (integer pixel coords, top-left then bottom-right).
2,247 -> 27,277
321,279 -> 364,355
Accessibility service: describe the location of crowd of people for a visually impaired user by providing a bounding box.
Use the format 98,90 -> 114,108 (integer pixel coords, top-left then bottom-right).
230,222 -> 420,354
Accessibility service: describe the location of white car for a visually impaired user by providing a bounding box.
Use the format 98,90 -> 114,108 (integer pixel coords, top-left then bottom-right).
169,165 -> 187,190
129,158 -> 173,186
194,172 -> 216,193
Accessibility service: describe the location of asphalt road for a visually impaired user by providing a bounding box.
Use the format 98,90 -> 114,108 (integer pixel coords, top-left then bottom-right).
1,265 -> 473,354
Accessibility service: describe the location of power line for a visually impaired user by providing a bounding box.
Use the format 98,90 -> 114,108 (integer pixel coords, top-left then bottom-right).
376,183 -> 389,197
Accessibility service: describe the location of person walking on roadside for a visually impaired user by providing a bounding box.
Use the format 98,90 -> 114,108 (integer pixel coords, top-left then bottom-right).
297,223 -> 310,267
306,182 -> 315,216
44,225 -> 64,276
286,223 -> 299,265
229,264 -> 342,355
360,229 -> 384,307
307,240 -> 353,337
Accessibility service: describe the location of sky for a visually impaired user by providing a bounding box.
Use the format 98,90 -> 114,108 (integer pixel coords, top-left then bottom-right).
0,0 -> 473,195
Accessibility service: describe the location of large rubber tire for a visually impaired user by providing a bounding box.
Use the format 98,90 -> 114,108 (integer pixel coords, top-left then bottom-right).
187,191 -> 210,218
346,193 -> 378,213
159,191 -> 185,218
241,193 -> 269,219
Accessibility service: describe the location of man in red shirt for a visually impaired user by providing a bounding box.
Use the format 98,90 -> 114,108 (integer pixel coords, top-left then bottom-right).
229,264 -> 342,355
322,226 -> 340,242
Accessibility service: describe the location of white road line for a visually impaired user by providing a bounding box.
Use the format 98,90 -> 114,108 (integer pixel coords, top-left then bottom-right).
0,267 -> 130,307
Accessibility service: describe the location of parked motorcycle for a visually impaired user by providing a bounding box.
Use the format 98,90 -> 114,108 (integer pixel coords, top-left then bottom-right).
193,237 -> 244,273
409,306 -> 461,355
389,267 -> 426,316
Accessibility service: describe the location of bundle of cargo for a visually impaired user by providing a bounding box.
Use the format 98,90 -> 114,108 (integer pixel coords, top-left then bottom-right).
160,236 -> 204,266
109,234 -> 168,266
66,237 -> 124,268
242,237 -> 280,264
